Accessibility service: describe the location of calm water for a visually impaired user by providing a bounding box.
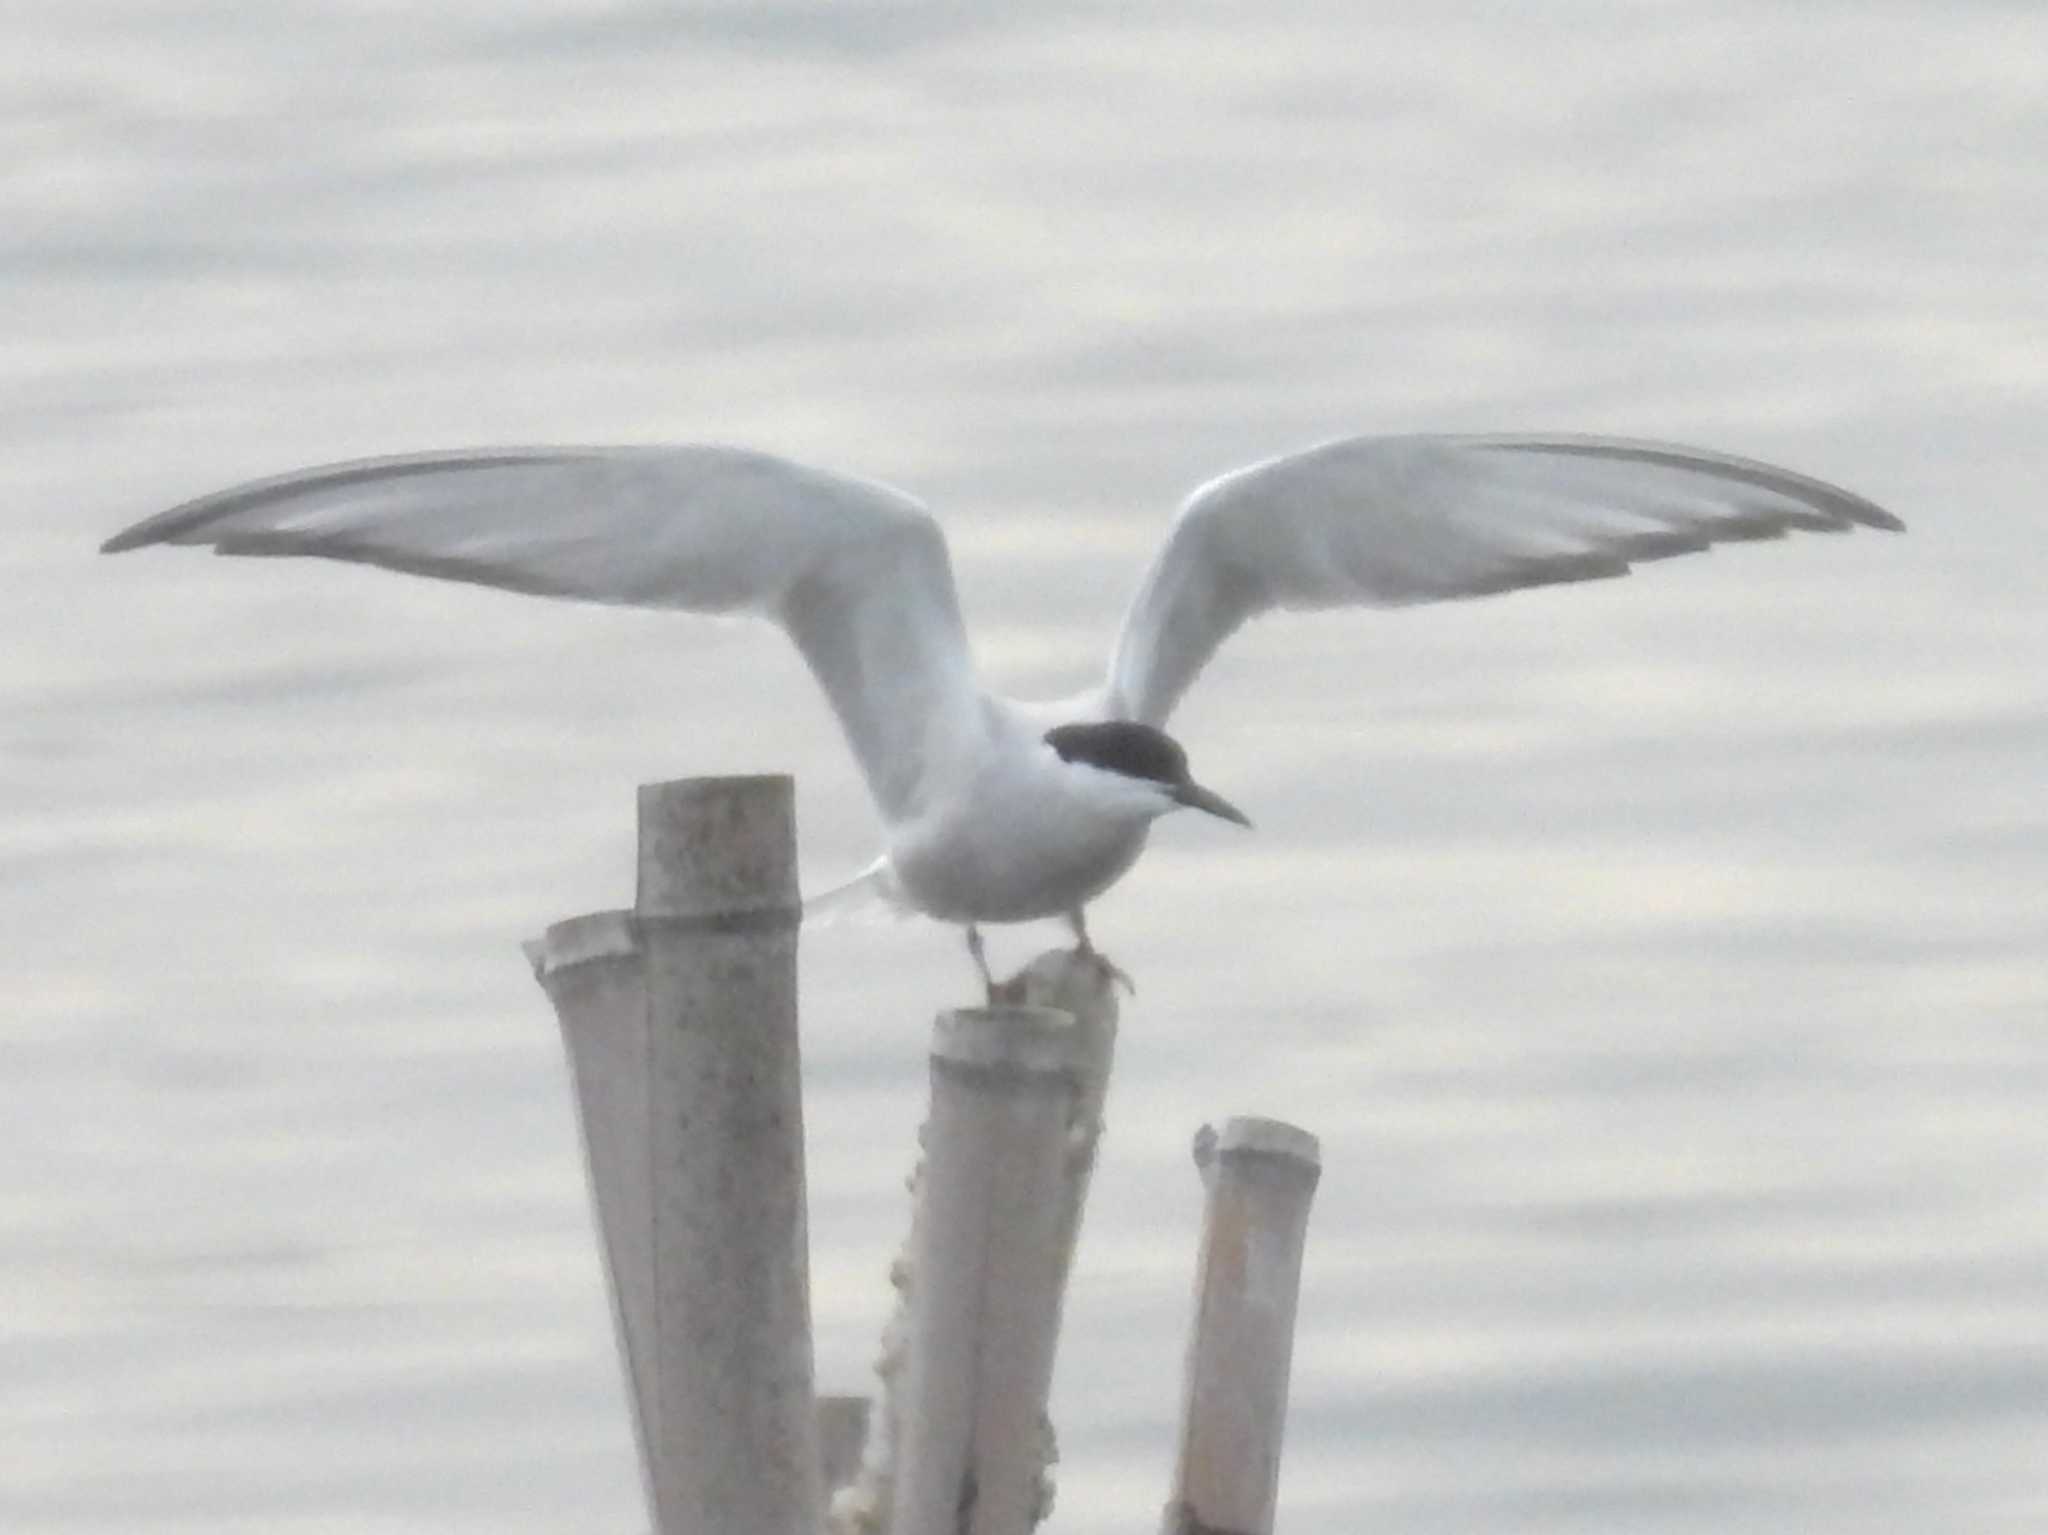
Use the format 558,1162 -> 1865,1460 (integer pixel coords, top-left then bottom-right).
6,5 -> 2045,1531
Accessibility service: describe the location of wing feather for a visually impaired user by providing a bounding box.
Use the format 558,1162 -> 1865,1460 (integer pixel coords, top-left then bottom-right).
1105,433 -> 1902,724
103,446 -> 981,821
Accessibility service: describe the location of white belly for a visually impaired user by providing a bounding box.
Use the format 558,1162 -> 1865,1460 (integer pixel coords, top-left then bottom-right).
890,808 -> 1150,923
886,767 -> 1155,923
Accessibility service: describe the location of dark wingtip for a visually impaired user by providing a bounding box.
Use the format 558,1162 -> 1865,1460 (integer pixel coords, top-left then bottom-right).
1840,502 -> 1905,534
101,504 -> 197,553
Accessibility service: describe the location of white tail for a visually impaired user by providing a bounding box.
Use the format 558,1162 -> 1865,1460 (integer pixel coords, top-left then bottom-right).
802,857 -> 912,928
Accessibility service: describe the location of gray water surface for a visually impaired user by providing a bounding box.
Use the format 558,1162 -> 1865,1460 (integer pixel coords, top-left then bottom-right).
6,5 -> 2045,1531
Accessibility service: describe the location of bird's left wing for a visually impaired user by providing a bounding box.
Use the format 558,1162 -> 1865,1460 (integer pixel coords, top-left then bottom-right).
1104,433 -> 1903,725
103,446 -> 981,820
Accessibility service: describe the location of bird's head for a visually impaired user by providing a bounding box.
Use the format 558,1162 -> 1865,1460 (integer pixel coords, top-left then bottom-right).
1042,721 -> 1252,828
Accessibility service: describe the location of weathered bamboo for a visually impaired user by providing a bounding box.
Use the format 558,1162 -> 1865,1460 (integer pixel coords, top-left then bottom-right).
524,909 -> 659,1515
527,776 -> 822,1535
832,950 -> 1119,1535
888,997 -> 1106,1535
1162,1117 -> 1322,1535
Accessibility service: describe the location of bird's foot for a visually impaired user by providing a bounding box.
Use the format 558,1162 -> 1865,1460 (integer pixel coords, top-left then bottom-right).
1065,908 -> 1135,996
1073,941 -> 1136,996
965,924 -> 1001,1006
985,972 -> 1029,1008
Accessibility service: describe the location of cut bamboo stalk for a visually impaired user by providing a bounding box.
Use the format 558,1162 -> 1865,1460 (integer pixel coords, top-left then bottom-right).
528,775 -> 822,1535
1162,1117 -> 1322,1535
832,949 -> 1119,1535
890,1001 -> 1101,1535
524,910 -> 658,1515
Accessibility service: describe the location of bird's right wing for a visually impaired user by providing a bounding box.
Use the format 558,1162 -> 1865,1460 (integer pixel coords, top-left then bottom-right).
103,446 -> 981,821
1104,433 -> 1903,725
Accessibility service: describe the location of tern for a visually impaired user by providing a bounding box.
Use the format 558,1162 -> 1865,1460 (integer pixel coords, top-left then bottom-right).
103,433 -> 1900,994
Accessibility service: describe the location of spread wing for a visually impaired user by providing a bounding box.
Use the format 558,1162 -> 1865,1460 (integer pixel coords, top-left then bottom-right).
103,446 -> 981,821
1105,433 -> 1903,725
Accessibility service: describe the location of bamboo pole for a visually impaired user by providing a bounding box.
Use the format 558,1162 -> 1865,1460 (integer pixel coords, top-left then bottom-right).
1162,1117 -> 1322,1535
524,909 -> 659,1514
886,978 -> 1112,1535
833,950 -> 1119,1535
527,775 -> 822,1535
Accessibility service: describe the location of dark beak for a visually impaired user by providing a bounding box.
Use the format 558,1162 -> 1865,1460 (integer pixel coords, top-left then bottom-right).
1174,779 -> 1252,828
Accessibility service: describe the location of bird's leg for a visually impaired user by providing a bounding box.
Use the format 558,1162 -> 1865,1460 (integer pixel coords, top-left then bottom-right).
1066,907 -> 1135,995
965,923 -> 998,1005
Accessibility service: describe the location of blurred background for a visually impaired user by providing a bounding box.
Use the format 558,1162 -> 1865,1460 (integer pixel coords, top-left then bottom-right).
5,4 -> 2044,1531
